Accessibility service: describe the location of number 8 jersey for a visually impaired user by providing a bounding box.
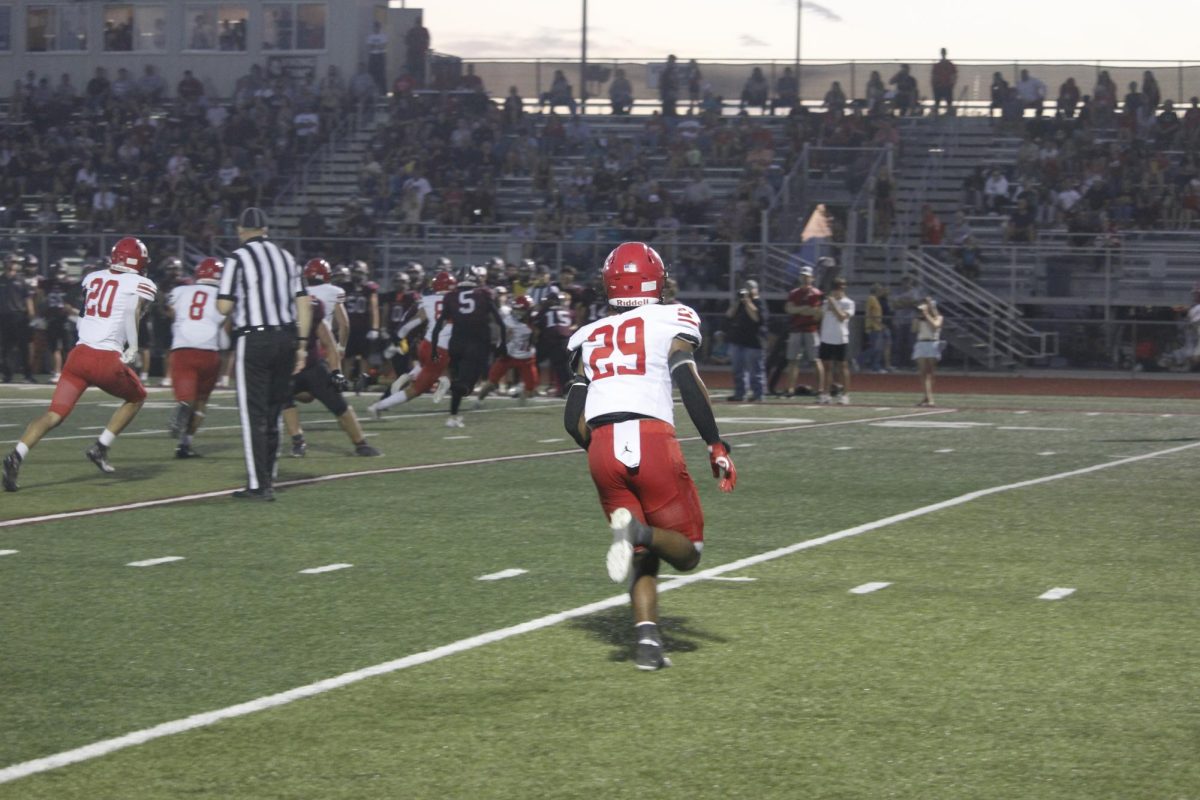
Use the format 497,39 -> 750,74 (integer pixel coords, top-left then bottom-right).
169,283 -> 225,351
568,302 -> 702,428
77,269 -> 158,352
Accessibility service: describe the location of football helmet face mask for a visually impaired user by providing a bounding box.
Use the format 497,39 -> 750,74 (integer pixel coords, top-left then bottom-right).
304,258 -> 331,284
602,242 -> 667,307
332,264 -> 351,285
351,261 -> 370,284
431,270 -> 457,293
110,237 -> 149,274
194,257 -> 223,285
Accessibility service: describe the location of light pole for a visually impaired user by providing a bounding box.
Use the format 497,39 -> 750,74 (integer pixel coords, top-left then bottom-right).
580,0 -> 588,114
794,0 -> 802,100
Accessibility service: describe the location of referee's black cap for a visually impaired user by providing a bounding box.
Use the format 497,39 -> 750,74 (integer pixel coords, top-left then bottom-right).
238,206 -> 269,229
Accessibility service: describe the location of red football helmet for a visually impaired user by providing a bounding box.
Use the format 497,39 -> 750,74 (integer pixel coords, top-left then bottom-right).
304,258 -> 331,284
110,237 -> 149,274
602,242 -> 667,307
194,257 -> 223,285
431,270 -> 457,293
511,294 -> 534,318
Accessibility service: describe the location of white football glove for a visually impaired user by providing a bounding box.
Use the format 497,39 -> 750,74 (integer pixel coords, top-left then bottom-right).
367,329 -> 380,341
121,345 -> 138,365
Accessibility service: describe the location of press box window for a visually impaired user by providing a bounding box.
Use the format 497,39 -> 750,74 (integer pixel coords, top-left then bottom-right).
263,3 -> 325,51
184,4 -> 247,51
103,5 -> 167,52
27,5 -> 88,52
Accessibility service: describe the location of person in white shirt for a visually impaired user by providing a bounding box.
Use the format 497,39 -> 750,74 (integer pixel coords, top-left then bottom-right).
913,297 -> 944,406
818,277 -> 855,405
3,237 -> 156,490
984,169 -> 1010,213
563,242 -> 737,671
1015,69 -> 1047,117
165,258 -> 227,458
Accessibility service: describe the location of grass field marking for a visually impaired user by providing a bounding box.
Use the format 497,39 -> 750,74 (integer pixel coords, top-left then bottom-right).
443,435 -> 471,440
0,549 -> 17,556
1013,410 -> 1030,415
1037,451 -> 1058,456
660,574 -> 756,583
1038,587 -> 1076,600
477,568 -> 528,581
833,446 -> 854,451
997,426 -> 1073,431
299,564 -> 353,575
537,438 -> 565,443
1,436 -> 1196,787
849,582 -> 892,594
126,557 -> 185,568
934,448 -> 955,454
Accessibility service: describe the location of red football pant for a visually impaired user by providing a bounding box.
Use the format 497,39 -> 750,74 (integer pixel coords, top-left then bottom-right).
409,339 -> 449,394
587,419 -> 705,543
50,344 -> 147,420
170,348 -> 221,405
487,355 -> 538,392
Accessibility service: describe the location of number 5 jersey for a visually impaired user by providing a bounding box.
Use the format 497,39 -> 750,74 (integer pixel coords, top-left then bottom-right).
77,269 -> 158,352
567,302 -> 702,428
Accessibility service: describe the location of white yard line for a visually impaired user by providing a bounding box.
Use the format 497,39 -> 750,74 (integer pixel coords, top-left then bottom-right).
849,582 -> 892,594
997,426 -> 1072,432
477,568 -> 528,581
126,557 -> 185,568
0,410 -> 951,530
0,438 -> 1195,786
299,564 -> 353,575
1038,587 -> 1076,600
0,549 -> 17,556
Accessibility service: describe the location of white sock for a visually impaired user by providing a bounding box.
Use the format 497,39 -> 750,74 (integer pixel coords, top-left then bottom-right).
374,392 -> 408,411
15,442 -> 29,459
181,434 -> 193,446
98,429 -> 116,447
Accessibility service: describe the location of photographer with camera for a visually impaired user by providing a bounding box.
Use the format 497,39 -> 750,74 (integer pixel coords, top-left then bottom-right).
818,277 -> 855,405
914,296 -> 944,407
724,279 -> 768,402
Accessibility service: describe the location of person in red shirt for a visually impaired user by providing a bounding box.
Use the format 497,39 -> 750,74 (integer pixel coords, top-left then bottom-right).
784,265 -> 823,396
930,48 -> 957,116
921,204 -> 945,246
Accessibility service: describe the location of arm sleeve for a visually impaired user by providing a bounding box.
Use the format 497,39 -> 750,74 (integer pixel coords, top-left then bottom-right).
562,367 -> 590,451
670,345 -> 723,446
218,255 -> 237,301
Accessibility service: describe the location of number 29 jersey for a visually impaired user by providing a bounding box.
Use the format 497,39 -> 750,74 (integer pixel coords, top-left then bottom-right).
567,302 -> 702,428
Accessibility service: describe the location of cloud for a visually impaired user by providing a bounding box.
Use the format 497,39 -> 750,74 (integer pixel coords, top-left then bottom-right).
740,34 -> 770,47
439,27 -> 590,56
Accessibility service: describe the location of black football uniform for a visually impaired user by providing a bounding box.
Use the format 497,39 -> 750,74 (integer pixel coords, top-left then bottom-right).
344,280 -> 379,359
537,303 -> 574,392
387,289 -> 421,375
434,285 -> 505,399
287,298 -> 349,418
41,277 -> 76,353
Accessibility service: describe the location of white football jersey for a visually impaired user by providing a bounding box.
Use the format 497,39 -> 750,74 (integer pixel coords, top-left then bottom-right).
422,293 -> 452,348
567,302 -> 702,427
76,270 -> 157,352
502,315 -> 534,359
307,282 -> 345,327
169,284 -> 225,351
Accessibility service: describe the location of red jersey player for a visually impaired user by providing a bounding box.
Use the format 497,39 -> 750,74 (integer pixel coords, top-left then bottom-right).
564,242 -> 737,671
3,237 -> 157,491
165,257 -> 227,458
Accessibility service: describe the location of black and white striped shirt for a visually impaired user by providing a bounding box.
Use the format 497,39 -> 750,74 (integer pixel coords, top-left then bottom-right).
218,237 -> 304,331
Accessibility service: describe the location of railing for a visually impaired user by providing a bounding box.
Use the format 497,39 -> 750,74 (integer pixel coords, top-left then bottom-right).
269,104 -> 377,210
0,232 -> 186,274
906,248 -> 1057,366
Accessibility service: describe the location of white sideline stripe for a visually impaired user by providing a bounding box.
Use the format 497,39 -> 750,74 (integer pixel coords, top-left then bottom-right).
833,446 -> 854,451
849,581 -> 892,594
0,410 -> 952,530
1038,587 -> 1076,600
935,448 -> 955,453
1037,451 -> 1058,456
477,568 -> 528,581
660,574 -> 756,583
0,549 -> 17,556
127,557 -> 185,568
443,435 -> 471,440
998,426 -> 1072,431
299,563 -> 353,575
1013,410 -> 1030,415
537,438 -> 564,443
0,438 -> 1197,785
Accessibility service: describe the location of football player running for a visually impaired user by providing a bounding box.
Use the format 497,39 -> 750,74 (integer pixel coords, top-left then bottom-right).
343,261 -> 380,391
367,270 -> 456,417
430,265 -> 505,428
476,294 -> 538,407
564,242 -> 737,671
164,257 -> 227,458
3,237 -> 157,491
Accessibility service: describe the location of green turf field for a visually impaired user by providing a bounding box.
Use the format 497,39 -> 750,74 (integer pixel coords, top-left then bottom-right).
0,382 -> 1197,799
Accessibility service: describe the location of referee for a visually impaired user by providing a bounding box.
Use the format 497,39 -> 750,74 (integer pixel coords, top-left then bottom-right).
217,207 -> 312,501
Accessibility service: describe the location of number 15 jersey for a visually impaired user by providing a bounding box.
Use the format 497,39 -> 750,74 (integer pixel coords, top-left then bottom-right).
567,302 -> 702,428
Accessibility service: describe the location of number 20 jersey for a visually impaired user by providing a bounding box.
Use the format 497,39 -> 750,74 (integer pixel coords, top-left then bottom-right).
76,270 -> 158,352
168,284 -> 225,351
567,302 -> 702,428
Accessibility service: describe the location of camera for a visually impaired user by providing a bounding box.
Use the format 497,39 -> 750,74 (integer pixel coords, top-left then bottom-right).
738,289 -> 748,298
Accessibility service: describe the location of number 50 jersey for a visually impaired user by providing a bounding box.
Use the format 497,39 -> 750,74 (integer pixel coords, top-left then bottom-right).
567,302 -> 702,428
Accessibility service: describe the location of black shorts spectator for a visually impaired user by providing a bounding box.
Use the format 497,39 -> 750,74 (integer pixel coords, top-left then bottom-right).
818,342 -> 848,362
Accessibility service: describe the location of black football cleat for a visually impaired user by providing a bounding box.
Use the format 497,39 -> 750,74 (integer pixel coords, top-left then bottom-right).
354,442 -> 381,457
291,436 -> 307,457
2,452 -> 21,492
85,443 -> 115,474
175,444 -> 201,459
634,639 -> 672,672
231,488 -> 275,502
